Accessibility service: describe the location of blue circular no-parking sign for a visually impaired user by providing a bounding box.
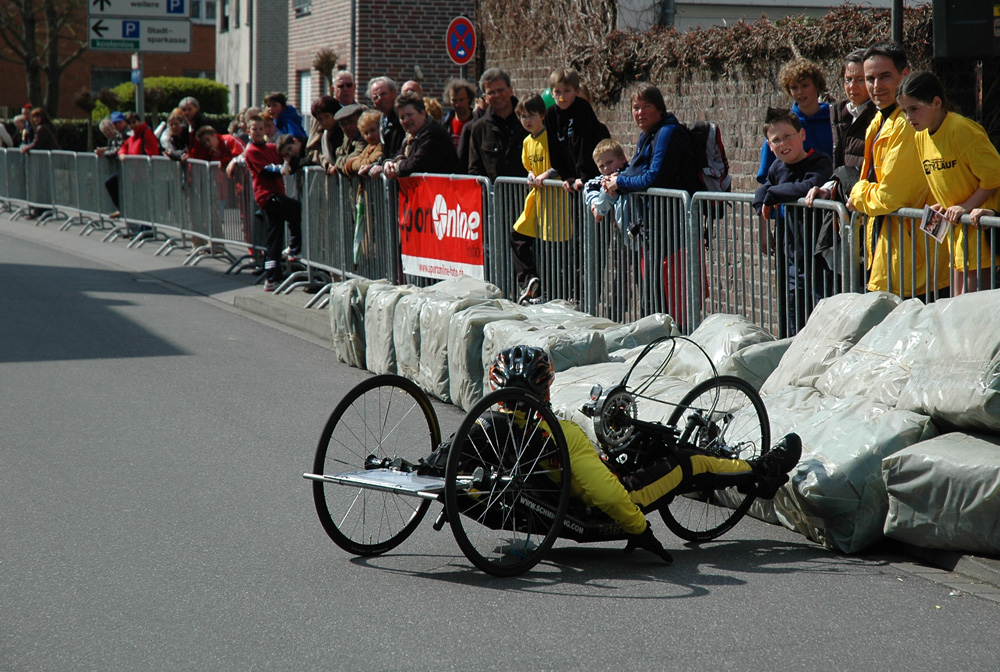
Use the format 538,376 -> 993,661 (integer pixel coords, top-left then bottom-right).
446,16 -> 476,66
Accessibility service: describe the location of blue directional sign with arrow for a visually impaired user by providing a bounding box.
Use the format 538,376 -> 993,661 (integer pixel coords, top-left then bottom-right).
90,0 -> 188,17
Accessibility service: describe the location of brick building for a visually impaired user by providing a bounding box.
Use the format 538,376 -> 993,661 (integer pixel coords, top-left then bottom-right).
0,1 -> 217,119
215,0 -> 289,113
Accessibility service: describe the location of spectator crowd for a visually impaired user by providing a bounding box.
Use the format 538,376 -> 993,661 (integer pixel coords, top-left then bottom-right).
5,40 -> 998,316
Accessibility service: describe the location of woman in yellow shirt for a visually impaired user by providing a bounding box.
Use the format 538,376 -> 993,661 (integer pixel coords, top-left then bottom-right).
898,70 -> 999,294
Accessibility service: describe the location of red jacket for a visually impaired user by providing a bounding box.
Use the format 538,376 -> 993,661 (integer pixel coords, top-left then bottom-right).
120,123 -> 160,156
244,141 -> 285,207
187,133 -> 245,168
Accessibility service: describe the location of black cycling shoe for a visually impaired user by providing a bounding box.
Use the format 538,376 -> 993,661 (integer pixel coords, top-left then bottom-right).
743,433 -> 802,498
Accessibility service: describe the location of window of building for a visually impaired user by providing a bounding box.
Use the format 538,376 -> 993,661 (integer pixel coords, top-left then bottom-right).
234,0 -> 240,28
91,68 -> 131,96
191,0 -> 217,24
293,0 -> 311,17
298,70 -> 312,114
234,83 -> 240,113
220,0 -> 229,31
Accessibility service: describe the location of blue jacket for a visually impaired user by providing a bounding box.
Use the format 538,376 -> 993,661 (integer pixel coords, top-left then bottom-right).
615,113 -> 701,194
756,101 -> 833,183
275,104 -> 308,140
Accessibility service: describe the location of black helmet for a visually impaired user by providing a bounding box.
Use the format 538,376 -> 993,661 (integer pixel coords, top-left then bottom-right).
488,346 -> 555,401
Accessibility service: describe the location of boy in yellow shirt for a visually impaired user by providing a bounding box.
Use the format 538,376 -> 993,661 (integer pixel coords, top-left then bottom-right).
511,94 -> 559,304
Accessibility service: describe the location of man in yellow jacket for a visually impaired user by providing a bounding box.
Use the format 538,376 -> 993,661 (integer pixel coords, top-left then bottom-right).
847,42 -> 950,297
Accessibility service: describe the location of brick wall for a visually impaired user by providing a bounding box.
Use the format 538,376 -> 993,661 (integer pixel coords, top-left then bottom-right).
486,37 -> 801,192
355,0 -> 475,103
287,0 -> 352,106
282,0 -> 474,113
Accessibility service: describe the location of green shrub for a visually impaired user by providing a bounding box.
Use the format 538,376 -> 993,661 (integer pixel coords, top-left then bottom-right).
93,77 -> 230,121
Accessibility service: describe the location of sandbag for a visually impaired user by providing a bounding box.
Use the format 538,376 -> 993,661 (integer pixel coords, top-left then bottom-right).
760,292 -> 901,395
365,284 -> 417,374
329,278 -> 388,369
448,302 -> 527,411
883,432 -> 1000,555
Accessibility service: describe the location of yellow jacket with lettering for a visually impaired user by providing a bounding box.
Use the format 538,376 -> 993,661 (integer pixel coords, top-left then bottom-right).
849,107 -> 949,295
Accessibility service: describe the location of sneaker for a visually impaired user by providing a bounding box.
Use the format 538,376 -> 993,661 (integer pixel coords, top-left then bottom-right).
263,279 -> 279,292
517,276 -> 540,305
282,246 -> 300,262
745,433 -> 802,498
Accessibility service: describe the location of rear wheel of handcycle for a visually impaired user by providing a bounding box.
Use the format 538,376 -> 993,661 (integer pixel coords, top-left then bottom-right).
659,376 -> 770,542
312,374 -> 441,556
444,388 -> 571,577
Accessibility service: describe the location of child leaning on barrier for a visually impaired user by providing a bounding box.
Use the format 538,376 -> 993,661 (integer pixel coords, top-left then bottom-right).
584,139 -> 630,232
753,108 -> 833,336
243,115 -> 302,292
544,67 -> 611,192
511,94 -> 558,304
897,70 -> 1000,295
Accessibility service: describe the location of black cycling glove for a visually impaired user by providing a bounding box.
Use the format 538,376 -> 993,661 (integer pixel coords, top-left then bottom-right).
624,522 -> 673,565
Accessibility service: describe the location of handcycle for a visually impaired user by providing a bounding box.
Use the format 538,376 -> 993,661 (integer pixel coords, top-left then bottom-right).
303,336 -> 771,577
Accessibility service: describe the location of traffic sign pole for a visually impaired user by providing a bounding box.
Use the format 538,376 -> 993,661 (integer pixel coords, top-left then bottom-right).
135,53 -> 145,121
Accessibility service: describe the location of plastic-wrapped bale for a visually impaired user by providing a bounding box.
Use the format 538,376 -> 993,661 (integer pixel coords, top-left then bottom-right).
656,313 -> 775,385
481,315 -> 611,378
393,292 -> 431,384
392,276 -> 503,391
601,314 -> 678,353
883,432 -> 1000,555
715,339 -> 792,391
549,360 -> 635,444
894,290 -> 1000,433
364,284 -> 417,375
813,299 -> 929,407
761,385 -> 938,553
447,301 -> 526,411
416,296 -> 496,402
760,292 -> 901,395
329,278 -> 389,369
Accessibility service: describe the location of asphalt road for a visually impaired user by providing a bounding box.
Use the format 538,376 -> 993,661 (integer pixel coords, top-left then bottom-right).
2,216 -> 999,672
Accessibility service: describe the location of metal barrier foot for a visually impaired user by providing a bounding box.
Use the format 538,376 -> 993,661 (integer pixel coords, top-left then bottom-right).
303,283 -> 333,309
126,230 -> 155,249
275,271 -> 309,294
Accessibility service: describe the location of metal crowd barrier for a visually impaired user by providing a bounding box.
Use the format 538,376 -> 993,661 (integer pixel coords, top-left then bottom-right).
5,145 -> 1000,337
4,149 -> 29,218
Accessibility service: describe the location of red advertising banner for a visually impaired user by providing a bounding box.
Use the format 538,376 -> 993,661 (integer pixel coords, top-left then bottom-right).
397,176 -> 485,280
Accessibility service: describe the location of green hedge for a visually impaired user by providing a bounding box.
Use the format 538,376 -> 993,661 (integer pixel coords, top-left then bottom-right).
3,114 -> 235,152
93,76 -> 230,121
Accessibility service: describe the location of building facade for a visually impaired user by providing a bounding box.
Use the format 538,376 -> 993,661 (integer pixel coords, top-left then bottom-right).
0,2 -> 217,119
215,0 -> 289,114
218,0 -> 473,118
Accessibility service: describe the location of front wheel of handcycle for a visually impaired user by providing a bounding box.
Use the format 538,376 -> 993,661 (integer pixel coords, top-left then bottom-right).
444,388 -> 571,577
312,374 -> 441,556
659,376 -> 770,542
